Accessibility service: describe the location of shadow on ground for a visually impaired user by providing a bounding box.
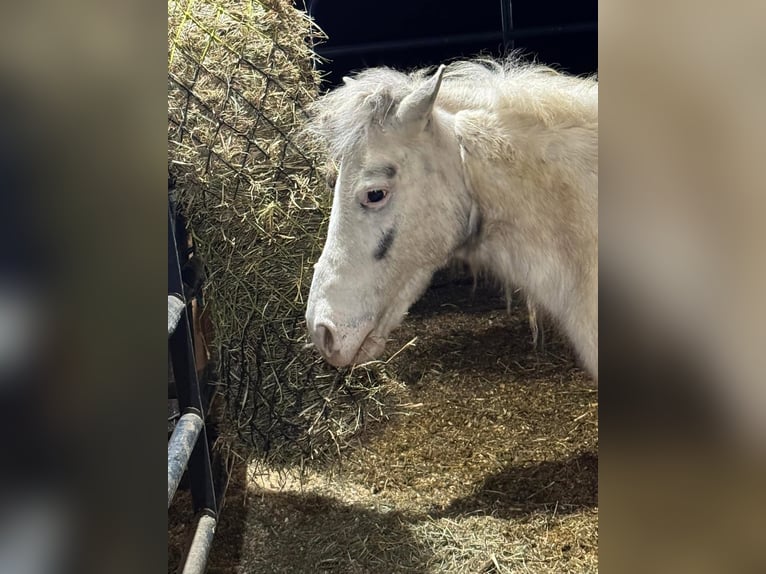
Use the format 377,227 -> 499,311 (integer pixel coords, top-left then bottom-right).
409,275 -> 509,318
390,306 -> 581,387
208,483 -> 433,574
198,451 -> 597,573
389,274 -> 584,383
436,451 -> 598,520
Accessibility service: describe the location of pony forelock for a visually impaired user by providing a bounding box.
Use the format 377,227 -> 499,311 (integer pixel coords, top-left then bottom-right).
301,67 -> 417,162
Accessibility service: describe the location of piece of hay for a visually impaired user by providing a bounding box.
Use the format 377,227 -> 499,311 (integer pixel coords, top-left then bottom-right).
167,0 -> 404,464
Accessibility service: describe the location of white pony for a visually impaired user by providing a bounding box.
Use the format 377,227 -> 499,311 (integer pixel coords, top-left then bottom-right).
304,58 -> 598,379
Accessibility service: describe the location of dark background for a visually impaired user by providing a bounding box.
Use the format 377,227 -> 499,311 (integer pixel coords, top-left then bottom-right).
302,0 -> 597,87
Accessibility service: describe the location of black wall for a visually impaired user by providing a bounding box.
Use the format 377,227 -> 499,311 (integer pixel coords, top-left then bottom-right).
303,0 -> 597,88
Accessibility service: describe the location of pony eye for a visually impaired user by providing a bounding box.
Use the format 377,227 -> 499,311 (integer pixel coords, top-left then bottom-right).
366,189 -> 387,203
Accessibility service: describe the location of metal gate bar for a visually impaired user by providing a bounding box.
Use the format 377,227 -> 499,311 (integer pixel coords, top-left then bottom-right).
181,512 -> 217,574
168,202 -> 217,515
168,189 -> 220,574
168,411 -> 204,508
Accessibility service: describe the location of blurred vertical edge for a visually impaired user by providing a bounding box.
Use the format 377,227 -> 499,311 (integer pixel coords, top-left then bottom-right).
600,0 -> 766,572
0,0 -> 167,573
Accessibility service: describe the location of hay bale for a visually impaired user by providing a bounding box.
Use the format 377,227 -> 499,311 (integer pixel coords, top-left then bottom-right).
168,0 -> 401,463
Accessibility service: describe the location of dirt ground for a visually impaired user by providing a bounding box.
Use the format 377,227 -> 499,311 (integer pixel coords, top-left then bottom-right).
169,278 -> 598,573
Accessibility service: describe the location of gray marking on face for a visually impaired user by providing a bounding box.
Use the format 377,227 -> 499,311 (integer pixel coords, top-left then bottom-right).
374,227 -> 396,261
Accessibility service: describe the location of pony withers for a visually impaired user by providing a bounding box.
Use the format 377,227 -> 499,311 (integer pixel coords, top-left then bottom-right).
304,58 -> 598,379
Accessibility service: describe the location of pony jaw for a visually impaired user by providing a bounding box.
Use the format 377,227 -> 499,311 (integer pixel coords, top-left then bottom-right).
350,332 -> 388,365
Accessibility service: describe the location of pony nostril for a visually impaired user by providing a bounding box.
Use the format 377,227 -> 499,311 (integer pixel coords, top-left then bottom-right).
314,323 -> 337,357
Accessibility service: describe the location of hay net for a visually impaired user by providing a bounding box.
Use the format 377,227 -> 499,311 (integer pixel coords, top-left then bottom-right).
168,0 -> 400,464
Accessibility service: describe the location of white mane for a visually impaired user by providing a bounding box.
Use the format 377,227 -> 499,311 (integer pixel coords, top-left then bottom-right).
304,56 -> 598,162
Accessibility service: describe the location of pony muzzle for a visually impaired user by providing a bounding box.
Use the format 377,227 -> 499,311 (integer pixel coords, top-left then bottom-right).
309,317 -> 379,367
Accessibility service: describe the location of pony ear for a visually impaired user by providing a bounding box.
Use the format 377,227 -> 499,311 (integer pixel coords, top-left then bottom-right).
342,76 -> 355,85
396,64 -> 446,128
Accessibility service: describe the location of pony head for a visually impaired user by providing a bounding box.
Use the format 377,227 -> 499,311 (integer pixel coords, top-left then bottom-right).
304,65 -> 476,367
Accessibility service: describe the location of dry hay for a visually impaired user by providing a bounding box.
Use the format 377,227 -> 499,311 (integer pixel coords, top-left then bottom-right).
169,283 -> 598,573
167,0 -> 404,464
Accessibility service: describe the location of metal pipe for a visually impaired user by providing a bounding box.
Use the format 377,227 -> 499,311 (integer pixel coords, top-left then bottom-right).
168,411 -> 204,507
168,294 -> 186,336
181,512 -> 217,574
315,22 -> 596,58
168,204 -> 218,515
500,0 -> 514,52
